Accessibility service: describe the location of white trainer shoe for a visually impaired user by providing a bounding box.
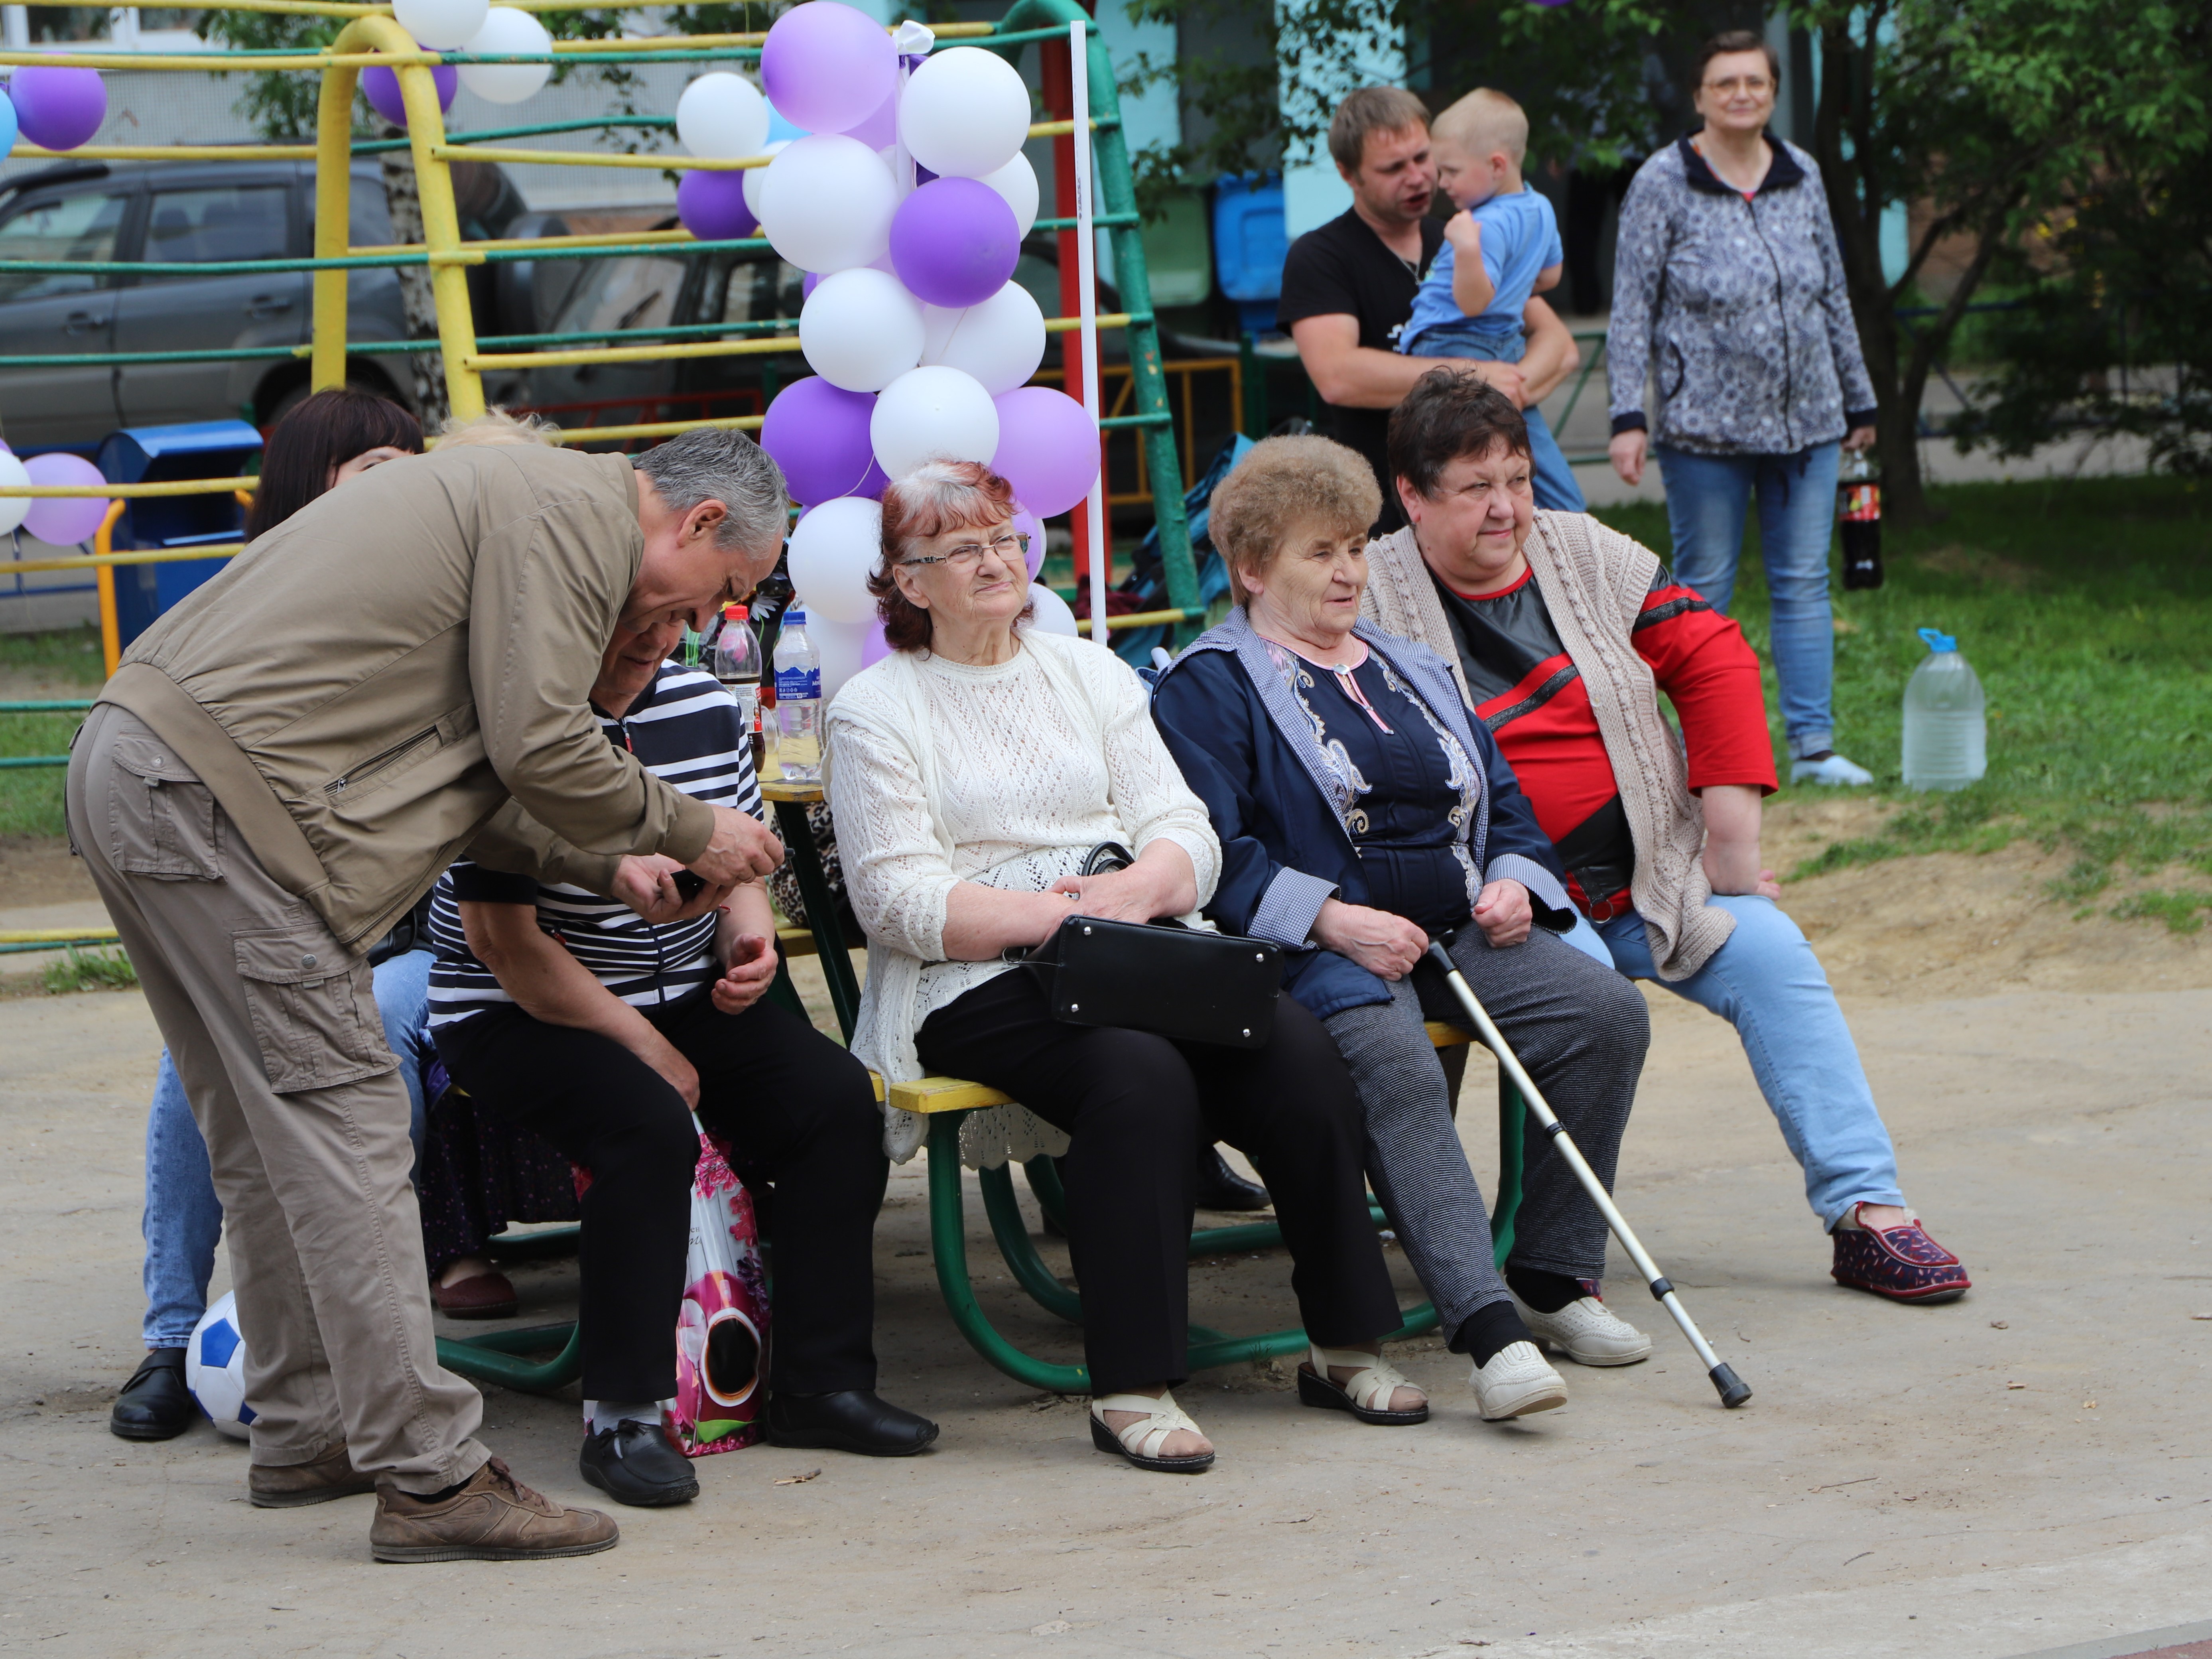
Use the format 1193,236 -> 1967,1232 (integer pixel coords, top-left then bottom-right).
1511,1293 -> 1654,1367
1470,1342 -> 1568,1420
1790,752 -> 1874,786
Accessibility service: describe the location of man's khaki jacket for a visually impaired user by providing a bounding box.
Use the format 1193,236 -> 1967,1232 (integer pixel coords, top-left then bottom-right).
97,443 -> 717,949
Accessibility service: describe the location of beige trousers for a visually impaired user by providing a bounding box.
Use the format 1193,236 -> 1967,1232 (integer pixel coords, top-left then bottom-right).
68,704 -> 488,1493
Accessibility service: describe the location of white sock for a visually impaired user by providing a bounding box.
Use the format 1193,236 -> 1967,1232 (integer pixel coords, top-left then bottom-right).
587,1399 -> 661,1434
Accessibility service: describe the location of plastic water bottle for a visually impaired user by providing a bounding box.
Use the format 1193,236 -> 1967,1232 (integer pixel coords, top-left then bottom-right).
708,601 -> 763,772
773,606 -> 823,783
1901,627 -> 1986,791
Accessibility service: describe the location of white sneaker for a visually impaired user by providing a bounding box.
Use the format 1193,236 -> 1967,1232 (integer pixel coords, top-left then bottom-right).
1470,1342 -> 1568,1420
1790,752 -> 1874,786
1511,1293 -> 1654,1367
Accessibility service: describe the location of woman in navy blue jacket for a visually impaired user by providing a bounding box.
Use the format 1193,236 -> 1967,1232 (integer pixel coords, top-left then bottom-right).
1150,435 -> 1654,1424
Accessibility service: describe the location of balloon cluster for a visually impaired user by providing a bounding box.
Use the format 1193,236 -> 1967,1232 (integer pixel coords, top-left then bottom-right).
695,3 -> 1100,656
3,65 -> 108,153
0,444 -> 114,548
366,0 -> 553,128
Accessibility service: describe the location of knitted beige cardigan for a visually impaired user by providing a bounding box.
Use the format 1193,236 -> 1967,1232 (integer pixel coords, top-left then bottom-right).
1361,510 -> 1734,981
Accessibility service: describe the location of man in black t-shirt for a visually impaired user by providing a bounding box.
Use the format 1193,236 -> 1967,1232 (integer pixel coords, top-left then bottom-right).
1278,86 -> 1577,531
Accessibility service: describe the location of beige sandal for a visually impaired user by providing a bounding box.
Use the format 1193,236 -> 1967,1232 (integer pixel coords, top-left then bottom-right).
1297,1344 -> 1430,1425
1088,1391 -> 1215,1474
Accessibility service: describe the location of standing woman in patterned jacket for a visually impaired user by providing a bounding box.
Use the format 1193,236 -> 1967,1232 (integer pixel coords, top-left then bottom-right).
1605,29 -> 1881,789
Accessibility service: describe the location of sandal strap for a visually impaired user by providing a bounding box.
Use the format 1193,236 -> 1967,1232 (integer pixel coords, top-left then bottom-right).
1091,1391 -> 1202,1460
1309,1345 -> 1417,1413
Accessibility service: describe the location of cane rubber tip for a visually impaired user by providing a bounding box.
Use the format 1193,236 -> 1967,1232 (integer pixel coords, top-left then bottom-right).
1710,1363 -> 1752,1408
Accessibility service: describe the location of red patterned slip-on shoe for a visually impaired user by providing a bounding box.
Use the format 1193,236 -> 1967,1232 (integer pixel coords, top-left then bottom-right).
1831,1204 -> 1971,1303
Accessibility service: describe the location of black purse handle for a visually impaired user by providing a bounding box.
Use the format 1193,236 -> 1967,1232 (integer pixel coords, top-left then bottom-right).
1000,842 -> 1138,966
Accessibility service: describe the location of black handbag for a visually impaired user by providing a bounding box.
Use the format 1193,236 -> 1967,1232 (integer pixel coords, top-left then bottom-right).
1008,843 -> 1284,1049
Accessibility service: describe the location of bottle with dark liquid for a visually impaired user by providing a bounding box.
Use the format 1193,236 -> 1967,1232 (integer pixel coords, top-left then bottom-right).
1838,450 -> 1883,591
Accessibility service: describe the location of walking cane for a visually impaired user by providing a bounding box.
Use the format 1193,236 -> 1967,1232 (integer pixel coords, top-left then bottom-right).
1424,941 -> 1753,1409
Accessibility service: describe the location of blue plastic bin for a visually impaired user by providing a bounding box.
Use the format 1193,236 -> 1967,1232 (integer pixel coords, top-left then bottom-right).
97,420 -> 264,649
1213,172 -> 1288,338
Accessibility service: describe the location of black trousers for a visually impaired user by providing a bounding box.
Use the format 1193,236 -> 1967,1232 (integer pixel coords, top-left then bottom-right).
916,970 -> 1400,1394
433,991 -> 887,1403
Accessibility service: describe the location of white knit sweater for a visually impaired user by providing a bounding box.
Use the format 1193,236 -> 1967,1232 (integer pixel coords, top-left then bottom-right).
824,629 -> 1222,1164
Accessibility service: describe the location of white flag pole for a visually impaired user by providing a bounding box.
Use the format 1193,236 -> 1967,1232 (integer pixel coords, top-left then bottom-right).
1070,19 -> 1107,649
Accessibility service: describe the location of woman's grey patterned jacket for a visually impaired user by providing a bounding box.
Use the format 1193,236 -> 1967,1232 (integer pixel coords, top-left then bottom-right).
1605,132 -> 1879,457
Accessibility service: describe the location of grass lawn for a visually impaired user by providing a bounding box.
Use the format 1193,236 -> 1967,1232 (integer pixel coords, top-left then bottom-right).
6,477 -> 2208,927
1593,471 -> 2212,927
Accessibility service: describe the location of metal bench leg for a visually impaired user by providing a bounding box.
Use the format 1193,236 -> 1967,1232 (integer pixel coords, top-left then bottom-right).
436,1322 -> 582,1394
977,1162 -> 1085,1325
1493,1070 -> 1527,1268
928,1114 -> 1090,1392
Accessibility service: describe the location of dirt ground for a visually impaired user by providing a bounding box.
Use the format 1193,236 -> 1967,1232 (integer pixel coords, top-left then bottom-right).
2,823 -> 2208,1658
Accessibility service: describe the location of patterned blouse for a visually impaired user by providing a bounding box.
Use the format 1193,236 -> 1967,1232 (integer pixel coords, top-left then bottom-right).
1263,640 -> 1483,936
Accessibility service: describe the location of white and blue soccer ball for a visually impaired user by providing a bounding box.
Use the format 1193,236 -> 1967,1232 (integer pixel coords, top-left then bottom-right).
186,1291 -> 255,1440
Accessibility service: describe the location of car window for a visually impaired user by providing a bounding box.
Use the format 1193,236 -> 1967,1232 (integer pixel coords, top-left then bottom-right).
347,181 -> 393,248
555,255 -> 686,336
0,191 -> 128,302
142,185 -> 290,281
718,256 -> 803,326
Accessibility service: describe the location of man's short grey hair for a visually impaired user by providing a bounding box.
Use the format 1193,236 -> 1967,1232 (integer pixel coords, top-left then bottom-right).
632,427 -> 789,554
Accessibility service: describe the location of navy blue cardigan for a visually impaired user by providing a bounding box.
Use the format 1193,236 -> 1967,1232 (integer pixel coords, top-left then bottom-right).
1151,608 -> 1573,1021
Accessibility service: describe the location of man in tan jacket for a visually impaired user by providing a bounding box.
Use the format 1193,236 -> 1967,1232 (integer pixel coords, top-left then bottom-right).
66,427 -> 790,1562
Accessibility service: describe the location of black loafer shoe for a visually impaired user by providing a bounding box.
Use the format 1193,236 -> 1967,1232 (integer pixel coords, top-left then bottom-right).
110,1348 -> 195,1441
1194,1145 -> 1270,1212
578,1420 -> 699,1507
766,1390 -> 939,1457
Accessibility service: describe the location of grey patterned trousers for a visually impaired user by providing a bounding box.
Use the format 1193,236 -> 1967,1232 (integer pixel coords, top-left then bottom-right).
1322,926 -> 1651,1350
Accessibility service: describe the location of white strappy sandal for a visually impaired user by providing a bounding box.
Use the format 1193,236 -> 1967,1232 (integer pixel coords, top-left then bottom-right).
1296,1344 -> 1430,1425
1088,1391 -> 1215,1474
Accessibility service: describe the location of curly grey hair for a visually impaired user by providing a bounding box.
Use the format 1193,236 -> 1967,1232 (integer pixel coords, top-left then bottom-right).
632,427 -> 790,553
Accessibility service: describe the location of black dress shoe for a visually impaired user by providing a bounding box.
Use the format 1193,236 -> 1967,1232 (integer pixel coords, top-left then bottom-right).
766,1390 -> 939,1457
1194,1145 -> 1270,1212
578,1419 -> 699,1507
110,1348 -> 195,1441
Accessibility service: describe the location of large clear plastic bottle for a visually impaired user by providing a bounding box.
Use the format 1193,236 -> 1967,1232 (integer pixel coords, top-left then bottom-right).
773,605 -> 823,783
708,601 -> 763,773
1901,627 -> 1986,791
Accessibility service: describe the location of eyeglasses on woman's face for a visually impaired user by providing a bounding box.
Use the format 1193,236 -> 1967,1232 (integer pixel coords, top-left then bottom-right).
900,527 -> 1031,573
1702,74 -> 1774,97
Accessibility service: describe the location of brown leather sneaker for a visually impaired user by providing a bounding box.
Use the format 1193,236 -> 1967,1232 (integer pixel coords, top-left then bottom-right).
249,1443 -> 378,1509
370,1457 -> 618,1564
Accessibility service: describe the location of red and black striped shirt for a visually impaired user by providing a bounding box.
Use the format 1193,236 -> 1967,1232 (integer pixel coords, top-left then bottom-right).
1431,563 -> 1777,917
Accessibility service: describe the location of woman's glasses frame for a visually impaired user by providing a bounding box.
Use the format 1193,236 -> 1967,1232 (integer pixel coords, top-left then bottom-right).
900,530 -> 1032,572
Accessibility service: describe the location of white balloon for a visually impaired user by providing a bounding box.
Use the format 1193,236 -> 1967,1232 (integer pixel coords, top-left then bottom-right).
456,7 -> 551,103
810,615 -> 873,705
977,152 -> 1040,239
920,282 -> 1046,396
677,71 -> 769,160
1027,583 -> 1079,638
897,47 -> 1032,179
394,0 -> 487,50
0,452 -> 28,536
756,133 -> 897,273
800,268 -> 924,392
786,497 -> 884,625
871,366 -> 1000,478
742,138 -> 790,222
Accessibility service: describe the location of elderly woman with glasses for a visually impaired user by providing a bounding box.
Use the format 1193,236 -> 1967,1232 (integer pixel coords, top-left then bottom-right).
826,460 -> 1421,1475
1149,434 -> 1654,1424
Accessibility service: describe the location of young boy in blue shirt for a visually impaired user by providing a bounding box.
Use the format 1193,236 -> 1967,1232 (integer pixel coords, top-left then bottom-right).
1399,89 -> 1585,510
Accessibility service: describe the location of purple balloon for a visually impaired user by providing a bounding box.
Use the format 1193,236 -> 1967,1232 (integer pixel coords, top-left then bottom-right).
1012,508 -> 1046,580
802,270 -> 822,299
762,376 -> 890,506
847,87 -> 897,152
11,67 -> 108,152
362,61 -> 458,129
21,452 -> 111,547
760,2 -> 897,136
889,177 -> 1020,309
859,615 -> 890,670
677,170 -> 757,242
990,388 -> 1099,520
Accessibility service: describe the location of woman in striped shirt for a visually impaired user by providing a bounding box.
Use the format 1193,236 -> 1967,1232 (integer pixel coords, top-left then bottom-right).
428,611 -> 935,1510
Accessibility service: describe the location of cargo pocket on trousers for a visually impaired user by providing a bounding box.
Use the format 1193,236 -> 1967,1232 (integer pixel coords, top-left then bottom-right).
109,736 -> 220,880
233,930 -> 398,1094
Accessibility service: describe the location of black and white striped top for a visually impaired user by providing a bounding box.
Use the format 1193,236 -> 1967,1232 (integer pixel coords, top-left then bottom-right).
427,662 -> 762,1027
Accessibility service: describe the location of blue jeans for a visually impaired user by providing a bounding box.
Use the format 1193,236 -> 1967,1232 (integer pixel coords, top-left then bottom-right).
141,949 -> 436,1348
1561,896 -> 1905,1229
1654,441 -> 1840,760
1406,320 -> 1588,514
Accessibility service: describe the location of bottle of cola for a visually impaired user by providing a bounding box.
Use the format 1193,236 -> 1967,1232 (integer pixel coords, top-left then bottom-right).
1838,450 -> 1883,591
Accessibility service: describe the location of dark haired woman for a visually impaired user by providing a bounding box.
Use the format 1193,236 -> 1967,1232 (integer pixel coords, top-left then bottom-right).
827,459 -> 1420,1474
111,384 -> 431,1441
1605,28 -> 1881,788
